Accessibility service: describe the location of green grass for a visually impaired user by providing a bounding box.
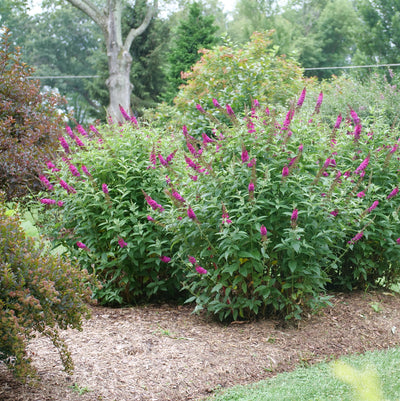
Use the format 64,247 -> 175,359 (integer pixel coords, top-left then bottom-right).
205,347 -> 400,401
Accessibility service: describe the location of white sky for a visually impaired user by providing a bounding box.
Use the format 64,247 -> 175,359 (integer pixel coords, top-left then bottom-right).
29,0 -> 238,14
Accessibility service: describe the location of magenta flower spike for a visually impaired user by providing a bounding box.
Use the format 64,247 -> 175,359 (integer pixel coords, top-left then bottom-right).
76,124 -> 88,137
253,99 -> 260,108
166,150 -> 177,163
65,125 -> 75,139
356,191 -> 366,198
330,210 -> 338,217
158,154 -> 168,166
212,98 -> 221,108
226,104 -> 235,116
282,165 -> 289,177
196,104 -> 206,113
241,147 -> 249,163
355,157 -> 370,174
260,225 -> 267,237
247,158 -> 256,168
348,231 -> 364,244
59,137 -> 70,153
59,179 -> 76,194
147,215 -> 155,222
314,92 -> 323,114
130,115 -> 138,126
350,108 -> 360,125
46,161 -> 56,170
187,142 -> 198,157
291,209 -> 298,222
334,114 -> 343,129
81,165 -> 91,176
89,125 -> 100,136
195,265 -> 208,275
39,175 -> 54,191
323,158 -> 331,168
74,136 -> 85,147
172,191 -> 186,203
76,241 -> 88,249
188,256 -> 197,265
102,183 -> 109,195
57,201 -> 64,207
202,133 -> 214,145
387,186 -> 399,199
118,237 -> 128,248
187,206 -> 197,221
160,256 -> 171,263
354,124 -> 362,141
390,144 -> 398,154
248,182 -> 255,192
397,238 -> 400,245
182,125 -> 188,137
69,164 -> 81,177
40,198 -> 56,205
298,144 -> 304,152
265,107 -> 270,116
119,104 -> 131,121
368,201 -> 379,212
297,87 -> 306,107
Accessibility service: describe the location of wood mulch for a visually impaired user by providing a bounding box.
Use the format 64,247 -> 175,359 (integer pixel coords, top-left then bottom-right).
1,291 -> 400,401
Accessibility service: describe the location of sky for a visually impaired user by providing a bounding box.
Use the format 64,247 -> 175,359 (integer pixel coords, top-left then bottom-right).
29,0 -> 239,14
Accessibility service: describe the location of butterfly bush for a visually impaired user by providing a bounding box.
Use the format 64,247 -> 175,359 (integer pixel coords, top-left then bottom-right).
154,89 -> 400,321
37,88 -> 400,321
36,113 -> 182,306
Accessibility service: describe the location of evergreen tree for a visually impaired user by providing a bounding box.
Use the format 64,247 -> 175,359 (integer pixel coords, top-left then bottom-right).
164,1 -> 219,103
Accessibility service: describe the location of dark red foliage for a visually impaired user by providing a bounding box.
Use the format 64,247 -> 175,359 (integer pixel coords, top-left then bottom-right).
0,28 -> 66,200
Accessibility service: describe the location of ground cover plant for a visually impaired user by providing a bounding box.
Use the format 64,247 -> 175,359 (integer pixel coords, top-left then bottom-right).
37,87 -> 400,322
0,196 -> 93,380
205,347 -> 400,401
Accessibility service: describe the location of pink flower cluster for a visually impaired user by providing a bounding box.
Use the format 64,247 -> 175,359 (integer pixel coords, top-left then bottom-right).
188,256 -> 207,274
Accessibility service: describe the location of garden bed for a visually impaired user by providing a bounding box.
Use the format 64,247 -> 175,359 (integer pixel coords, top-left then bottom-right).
1,291 -> 400,401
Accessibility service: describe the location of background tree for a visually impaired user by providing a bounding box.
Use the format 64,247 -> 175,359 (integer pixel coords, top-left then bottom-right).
23,3 -> 102,122
62,0 -> 158,121
164,1 -> 219,103
355,0 -> 400,65
87,0 -> 170,117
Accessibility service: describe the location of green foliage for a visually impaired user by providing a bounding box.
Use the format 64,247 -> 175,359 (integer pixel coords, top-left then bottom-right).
164,1 -> 219,103
0,196 -> 92,380
37,118 -> 183,305
355,0 -> 400,65
0,29 -> 66,200
306,71 -> 400,127
172,31 -> 311,135
154,88 -> 400,321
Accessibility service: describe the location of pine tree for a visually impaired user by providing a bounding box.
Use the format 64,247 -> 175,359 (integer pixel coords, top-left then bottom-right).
164,1 -> 219,103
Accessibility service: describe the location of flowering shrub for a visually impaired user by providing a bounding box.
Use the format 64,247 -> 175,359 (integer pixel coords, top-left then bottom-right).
165,31 -> 315,135
0,29 -> 66,200
0,195 -> 92,380
37,114 -> 183,305
36,89 -> 400,321
153,90 -> 400,320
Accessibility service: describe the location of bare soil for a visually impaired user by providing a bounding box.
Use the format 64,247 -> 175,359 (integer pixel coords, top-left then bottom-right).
1,291 -> 400,401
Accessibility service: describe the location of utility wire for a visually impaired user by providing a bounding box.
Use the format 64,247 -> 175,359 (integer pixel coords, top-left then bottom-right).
304,63 -> 400,71
27,75 -> 100,79
26,63 -> 400,79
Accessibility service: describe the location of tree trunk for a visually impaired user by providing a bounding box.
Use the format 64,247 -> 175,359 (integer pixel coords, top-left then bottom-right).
106,50 -> 132,122
63,0 -> 157,122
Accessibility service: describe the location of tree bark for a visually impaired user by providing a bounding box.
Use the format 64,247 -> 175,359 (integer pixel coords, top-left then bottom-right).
64,0 -> 158,121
